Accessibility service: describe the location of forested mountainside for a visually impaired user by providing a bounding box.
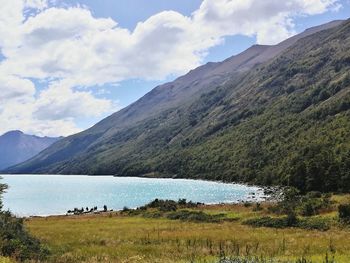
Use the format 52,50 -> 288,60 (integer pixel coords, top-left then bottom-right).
0,131 -> 61,169
8,19 -> 350,192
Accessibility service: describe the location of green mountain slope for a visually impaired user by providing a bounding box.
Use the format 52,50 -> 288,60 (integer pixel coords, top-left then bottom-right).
8,20 -> 350,192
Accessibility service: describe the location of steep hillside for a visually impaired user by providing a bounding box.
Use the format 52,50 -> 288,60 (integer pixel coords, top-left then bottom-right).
0,131 -> 61,170
8,20 -> 350,192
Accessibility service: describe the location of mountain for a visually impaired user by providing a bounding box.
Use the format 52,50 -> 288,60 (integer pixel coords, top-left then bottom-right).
8,20 -> 350,192
0,131 -> 61,170
93,20 -> 344,131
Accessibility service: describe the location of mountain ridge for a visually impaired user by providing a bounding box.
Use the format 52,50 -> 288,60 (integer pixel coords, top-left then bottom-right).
78,19 -> 345,134
7,19 -> 350,192
0,131 -> 61,170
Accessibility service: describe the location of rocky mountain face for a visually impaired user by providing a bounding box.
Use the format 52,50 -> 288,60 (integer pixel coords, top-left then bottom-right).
8,20 -> 350,192
0,131 -> 61,170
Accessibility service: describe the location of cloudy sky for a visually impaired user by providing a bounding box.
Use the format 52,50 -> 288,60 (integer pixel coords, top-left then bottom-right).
0,0 -> 349,137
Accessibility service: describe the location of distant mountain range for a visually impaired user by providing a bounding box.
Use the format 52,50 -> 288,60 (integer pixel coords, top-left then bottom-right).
0,131 -> 61,170
7,19 -> 350,192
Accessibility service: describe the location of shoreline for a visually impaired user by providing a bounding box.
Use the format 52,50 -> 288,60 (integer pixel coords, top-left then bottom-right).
2,174 -> 275,218
25,201 -> 268,220
23,198 -> 274,219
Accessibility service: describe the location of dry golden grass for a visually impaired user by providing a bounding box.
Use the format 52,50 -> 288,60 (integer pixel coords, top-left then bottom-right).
25,202 -> 350,263
0,257 -> 13,263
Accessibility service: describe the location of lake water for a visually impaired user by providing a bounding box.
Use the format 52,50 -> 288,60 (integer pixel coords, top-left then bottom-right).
0,175 -> 265,216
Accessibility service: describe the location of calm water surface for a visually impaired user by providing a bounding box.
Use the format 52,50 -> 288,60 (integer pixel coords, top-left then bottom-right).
1,175 -> 265,216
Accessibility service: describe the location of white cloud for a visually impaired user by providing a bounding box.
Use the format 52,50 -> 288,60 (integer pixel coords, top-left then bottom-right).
0,106 -> 79,138
33,81 -> 113,121
0,74 -> 35,102
0,0 -> 341,136
193,0 -> 340,44
0,76 -> 114,137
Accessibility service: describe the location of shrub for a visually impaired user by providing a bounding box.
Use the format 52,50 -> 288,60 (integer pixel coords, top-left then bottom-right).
306,191 -> 322,198
338,203 -> 350,223
243,202 -> 252,208
0,182 -> 49,261
300,201 -> 316,216
286,211 -> 298,226
139,199 -> 200,212
270,187 -> 301,215
143,199 -> 177,212
0,211 -> 49,261
252,203 -> 263,212
143,211 -> 162,218
167,210 -> 226,223
243,216 -> 329,231
297,217 -> 330,231
270,189 -> 333,217
178,199 -> 187,205
243,217 -> 290,228
122,206 -> 130,212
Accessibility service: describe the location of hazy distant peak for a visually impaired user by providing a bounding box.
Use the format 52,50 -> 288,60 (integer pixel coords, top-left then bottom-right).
3,130 -> 24,136
0,131 -> 62,170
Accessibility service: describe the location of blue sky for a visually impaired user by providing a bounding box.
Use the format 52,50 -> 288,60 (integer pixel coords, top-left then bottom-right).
0,0 -> 349,136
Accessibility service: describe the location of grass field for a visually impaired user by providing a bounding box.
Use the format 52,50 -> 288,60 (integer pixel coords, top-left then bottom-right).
0,257 -> 12,263
24,198 -> 350,263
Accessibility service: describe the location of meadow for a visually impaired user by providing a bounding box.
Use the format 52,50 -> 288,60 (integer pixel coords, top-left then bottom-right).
23,196 -> 350,263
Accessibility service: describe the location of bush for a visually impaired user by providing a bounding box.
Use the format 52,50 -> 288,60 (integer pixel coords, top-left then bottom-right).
270,189 -> 333,217
243,216 -> 329,231
306,191 -> 322,198
167,210 -> 226,223
338,203 -> 350,223
143,199 -> 178,212
143,211 -> 163,218
270,187 -> 300,215
286,211 -> 298,226
0,182 -> 48,261
297,217 -> 330,231
243,202 -> 252,208
122,206 -> 130,212
139,199 -> 200,212
0,211 -> 49,261
300,201 -> 316,216
252,203 -> 263,212
243,217 -> 290,228
301,194 -> 333,217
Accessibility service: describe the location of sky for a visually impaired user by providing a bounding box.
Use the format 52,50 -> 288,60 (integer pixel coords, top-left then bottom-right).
0,0 -> 349,137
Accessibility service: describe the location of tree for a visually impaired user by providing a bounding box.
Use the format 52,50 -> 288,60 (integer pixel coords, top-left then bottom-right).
0,182 -> 7,210
280,187 -> 300,226
338,204 -> 350,223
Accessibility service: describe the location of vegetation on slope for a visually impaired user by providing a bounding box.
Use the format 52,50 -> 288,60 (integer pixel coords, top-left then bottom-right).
11,20 -> 350,193
150,20 -> 350,193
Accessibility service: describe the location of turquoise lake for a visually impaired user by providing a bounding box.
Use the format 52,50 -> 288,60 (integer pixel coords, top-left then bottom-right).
1,175 -> 265,216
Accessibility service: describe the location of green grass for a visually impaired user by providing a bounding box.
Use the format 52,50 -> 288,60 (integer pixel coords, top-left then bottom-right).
25,201 -> 350,263
0,257 -> 13,263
